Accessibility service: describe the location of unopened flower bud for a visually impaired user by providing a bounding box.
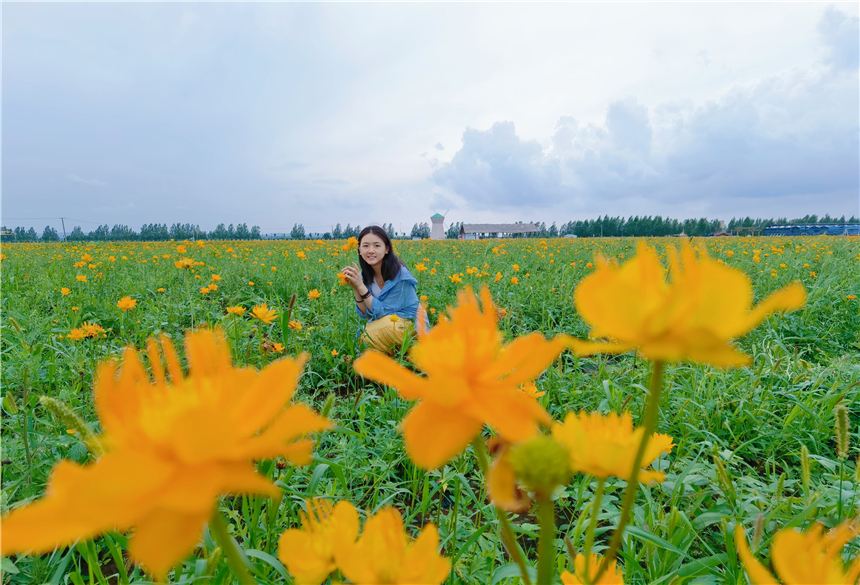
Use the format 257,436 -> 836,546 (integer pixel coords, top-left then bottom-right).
835,404 -> 850,461
40,396 -> 105,456
508,435 -> 570,495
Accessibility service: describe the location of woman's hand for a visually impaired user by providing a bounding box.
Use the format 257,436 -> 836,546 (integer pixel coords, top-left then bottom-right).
341,262 -> 364,289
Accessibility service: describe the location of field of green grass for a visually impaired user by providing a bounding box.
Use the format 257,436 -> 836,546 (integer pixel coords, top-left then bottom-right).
1,235 -> 859,584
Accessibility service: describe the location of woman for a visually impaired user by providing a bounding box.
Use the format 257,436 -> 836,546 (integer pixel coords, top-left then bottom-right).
340,226 -> 423,354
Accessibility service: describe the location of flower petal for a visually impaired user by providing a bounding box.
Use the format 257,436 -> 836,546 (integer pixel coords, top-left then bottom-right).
354,351 -> 432,400
484,334 -> 568,386
734,526 -> 779,585
400,524 -> 451,584
129,507 -> 211,581
567,339 -> 635,357
741,281 -> 807,334
400,402 -> 483,469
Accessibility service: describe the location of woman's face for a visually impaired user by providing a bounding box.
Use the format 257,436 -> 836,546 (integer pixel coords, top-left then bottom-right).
359,233 -> 389,268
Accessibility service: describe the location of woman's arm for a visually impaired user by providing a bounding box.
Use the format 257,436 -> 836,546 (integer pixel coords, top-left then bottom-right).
342,263 -> 372,316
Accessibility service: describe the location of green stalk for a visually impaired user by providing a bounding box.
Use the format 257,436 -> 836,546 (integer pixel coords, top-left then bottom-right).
471,437 -> 532,585
536,494 -> 556,585
582,478 -> 606,577
594,360 -> 665,583
209,509 -> 255,585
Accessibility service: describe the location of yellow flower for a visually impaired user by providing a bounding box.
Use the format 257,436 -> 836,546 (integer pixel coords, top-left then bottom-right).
176,245 -> 187,254
208,284 -> 218,291
561,553 -> 625,584
552,411 -> 674,482
420,295 -> 428,301
273,343 -> 286,354
289,320 -> 303,331
67,328 -> 86,341
511,277 -> 519,285
200,287 -> 210,294
354,286 -> 566,469
297,251 -> 307,260
336,508 -> 450,585
157,288 -> 165,293
337,272 -> 349,286
81,322 -> 105,338
72,306 -> 79,313
735,520 -> 860,584
848,295 -> 857,300
76,275 -> 87,282
211,274 -> 221,281
61,287 -> 71,296
278,499 -> 360,585
568,242 -> 806,367
174,257 -> 194,269
250,304 -> 278,324
512,264 -> 520,271
520,381 -> 545,398
226,306 -> 246,316
74,260 -> 87,269
331,349 -> 338,357
308,289 -> 321,299
0,329 -> 330,580
415,262 -> 428,272
494,272 -> 502,283
389,315 -> 400,323
449,274 -> 462,283
342,237 -> 358,252
116,296 -> 137,311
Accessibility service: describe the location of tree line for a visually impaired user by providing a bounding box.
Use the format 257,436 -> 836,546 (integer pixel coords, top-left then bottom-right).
2,213 -> 857,242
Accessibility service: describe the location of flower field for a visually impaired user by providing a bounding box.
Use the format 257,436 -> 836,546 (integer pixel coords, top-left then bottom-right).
1,235 -> 859,584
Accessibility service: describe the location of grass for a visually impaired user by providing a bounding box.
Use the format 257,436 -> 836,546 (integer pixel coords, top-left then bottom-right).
1,235 -> 859,584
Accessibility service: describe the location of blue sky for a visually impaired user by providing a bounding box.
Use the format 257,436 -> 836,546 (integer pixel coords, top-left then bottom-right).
2,2 -> 858,236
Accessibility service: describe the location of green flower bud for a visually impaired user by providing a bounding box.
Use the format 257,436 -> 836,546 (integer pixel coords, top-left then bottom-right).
835,404 -> 850,461
508,435 -> 570,495
40,396 -> 105,456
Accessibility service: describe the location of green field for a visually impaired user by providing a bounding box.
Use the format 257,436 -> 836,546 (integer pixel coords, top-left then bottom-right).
1,235 -> 859,584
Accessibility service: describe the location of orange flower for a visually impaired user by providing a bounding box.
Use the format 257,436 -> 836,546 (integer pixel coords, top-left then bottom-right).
307,289 -> 321,300
0,329 -> 330,579
208,284 -> 218,291
76,275 -> 87,282
337,273 -> 349,286
415,262 -> 428,272
494,272 -> 502,283
211,274 -> 221,281
174,258 -> 194,269
341,237 -> 359,252
200,287 -> 211,294
116,297 -> 137,312
449,274 -> 462,283
354,286 -> 566,469
61,287 -> 71,296
510,277 -> 519,285
81,322 -> 106,338
156,288 -> 165,293
848,295 -> 857,300
568,242 -> 806,367
67,328 -> 86,341
289,320 -> 303,331
250,304 -> 278,324
226,306 -> 246,316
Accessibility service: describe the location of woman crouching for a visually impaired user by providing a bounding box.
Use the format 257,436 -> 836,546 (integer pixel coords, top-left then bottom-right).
340,226 -> 424,354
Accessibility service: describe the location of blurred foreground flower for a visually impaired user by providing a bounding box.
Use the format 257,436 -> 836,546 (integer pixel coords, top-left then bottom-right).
354,286 -> 566,469
278,498 -> 359,585
0,329 -> 330,579
568,242 -> 806,367
561,553 -> 625,584
174,257 -> 194,269
337,507 -> 450,585
552,411 -> 674,482
735,520 -> 860,584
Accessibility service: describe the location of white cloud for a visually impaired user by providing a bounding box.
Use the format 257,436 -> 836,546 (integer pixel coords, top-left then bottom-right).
67,174 -> 107,187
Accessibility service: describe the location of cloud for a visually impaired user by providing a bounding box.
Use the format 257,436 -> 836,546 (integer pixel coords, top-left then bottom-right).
434,142 -> 444,151
67,174 -> 106,187
312,178 -> 349,185
818,5 -> 859,70
432,7 -> 858,216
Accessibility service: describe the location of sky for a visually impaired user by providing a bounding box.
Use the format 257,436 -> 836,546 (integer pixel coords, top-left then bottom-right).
2,2 -> 858,236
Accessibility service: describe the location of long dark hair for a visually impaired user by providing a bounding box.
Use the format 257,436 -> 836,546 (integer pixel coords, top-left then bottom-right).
358,225 -> 404,285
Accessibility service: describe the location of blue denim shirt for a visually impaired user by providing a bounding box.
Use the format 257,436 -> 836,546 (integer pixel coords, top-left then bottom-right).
356,265 -> 421,322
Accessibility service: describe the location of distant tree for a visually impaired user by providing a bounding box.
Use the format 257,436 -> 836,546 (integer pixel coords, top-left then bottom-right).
290,223 -> 306,240
211,224 -> 228,239
322,232 -> 332,240
67,226 -> 86,241
548,222 -> 558,237
42,226 -> 60,242
250,225 -> 261,240
446,222 -> 461,239
235,223 -> 250,240
332,223 -> 343,239
227,224 -> 236,239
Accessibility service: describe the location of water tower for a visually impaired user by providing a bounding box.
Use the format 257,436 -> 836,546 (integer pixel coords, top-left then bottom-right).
430,213 -> 445,240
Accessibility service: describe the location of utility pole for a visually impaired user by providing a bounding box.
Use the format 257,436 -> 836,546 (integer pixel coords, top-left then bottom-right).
60,217 -> 67,240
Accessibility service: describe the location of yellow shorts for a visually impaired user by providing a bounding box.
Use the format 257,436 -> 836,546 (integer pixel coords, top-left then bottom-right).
361,315 -> 414,354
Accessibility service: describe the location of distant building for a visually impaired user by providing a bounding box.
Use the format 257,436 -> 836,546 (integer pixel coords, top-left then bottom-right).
459,223 -> 540,239
764,224 -> 860,236
430,213 -> 445,240
262,233 -> 290,240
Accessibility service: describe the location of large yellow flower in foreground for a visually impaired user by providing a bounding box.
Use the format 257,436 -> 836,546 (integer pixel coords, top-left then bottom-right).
0,329 -> 330,580
337,508 -> 450,584
354,286 -> 567,469
735,521 -> 860,584
552,411 -> 674,482
568,242 -> 806,367
278,498 -> 360,585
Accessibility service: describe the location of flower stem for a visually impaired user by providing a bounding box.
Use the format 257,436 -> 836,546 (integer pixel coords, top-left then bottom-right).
209,508 -> 255,585
536,494 -> 556,585
583,478 -> 605,576
471,437 -> 532,585
595,360 -> 665,583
